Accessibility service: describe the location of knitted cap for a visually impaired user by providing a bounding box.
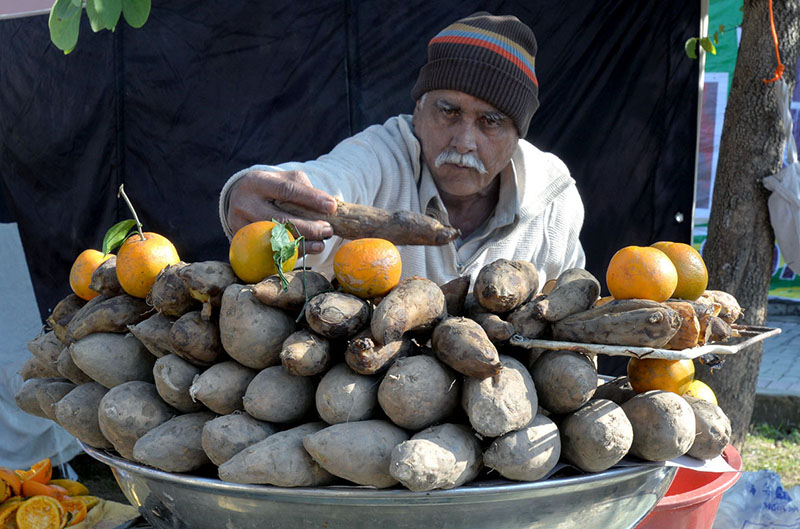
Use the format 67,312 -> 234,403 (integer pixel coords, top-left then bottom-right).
411,12 -> 539,137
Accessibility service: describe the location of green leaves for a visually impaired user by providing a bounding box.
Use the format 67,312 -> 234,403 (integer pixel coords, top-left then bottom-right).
87,0 -> 122,32
49,0 -> 151,52
685,24 -> 726,60
49,0 -> 81,54
122,0 -> 151,28
102,219 -> 137,256
270,220 -> 304,290
685,38 -> 698,59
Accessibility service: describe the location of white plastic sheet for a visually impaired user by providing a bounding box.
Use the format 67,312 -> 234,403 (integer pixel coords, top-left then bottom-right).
712,470 -> 800,529
0,222 -> 81,468
763,78 -> 800,272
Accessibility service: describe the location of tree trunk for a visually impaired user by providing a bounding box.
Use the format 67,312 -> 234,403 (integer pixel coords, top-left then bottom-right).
697,0 -> 800,449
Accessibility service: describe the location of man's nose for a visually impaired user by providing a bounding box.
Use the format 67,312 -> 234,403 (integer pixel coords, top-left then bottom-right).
450,121 -> 477,153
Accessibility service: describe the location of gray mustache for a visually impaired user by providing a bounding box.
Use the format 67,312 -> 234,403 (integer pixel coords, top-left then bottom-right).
434,150 -> 488,174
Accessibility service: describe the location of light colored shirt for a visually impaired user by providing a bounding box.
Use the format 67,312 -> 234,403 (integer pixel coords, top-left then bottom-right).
219,114 -> 585,286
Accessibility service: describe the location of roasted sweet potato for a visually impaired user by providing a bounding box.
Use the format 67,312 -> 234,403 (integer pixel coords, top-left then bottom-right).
202,412 -> 277,466
506,297 -> 549,340
303,420 -> 409,488
169,310 -> 223,366
344,330 -> 415,375
280,329 -> 331,376
439,276 -> 471,316
473,259 -> 539,313
532,268 -> 600,322
378,355 -> 459,430
278,198 -> 460,246
175,260 -> 237,318
47,293 -> 86,343
621,390 -> 695,461
664,301 -> 702,350
20,357 -> 60,380
219,422 -> 335,487
56,346 -> 92,384
35,379 -> 77,422
128,312 -> 176,358
152,354 -> 205,413
390,423 -> 482,491
69,333 -> 155,388
251,270 -> 333,313
483,415 -> 560,482
701,290 -> 743,324
684,396 -> 731,460
531,350 -> 597,414
462,355 -> 537,437
220,284 -> 296,369
26,331 -> 63,373
65,294 -> 152,344
560,399 -> 633,472
97,381 -> 177,460
304,291 -> 370,340
190,361 -> 257,415
431,316 -> 501,379
54,382 -> 112,449
89,255 -> 124,296
370,276 -> 446,345
147,262 -> 198,317
315,363 -> 380,425
243,366 -> 315,423
133,411 -> 216,472
465,294 -> 517,343
551,299 -> 681,348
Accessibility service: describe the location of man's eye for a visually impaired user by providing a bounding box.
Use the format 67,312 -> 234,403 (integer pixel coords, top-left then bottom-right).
441,108 -> 459,117
482,117 -> 501,127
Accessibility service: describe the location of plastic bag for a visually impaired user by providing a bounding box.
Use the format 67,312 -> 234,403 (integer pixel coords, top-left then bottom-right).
712,470 -> 800,529
763,78 -> 800,272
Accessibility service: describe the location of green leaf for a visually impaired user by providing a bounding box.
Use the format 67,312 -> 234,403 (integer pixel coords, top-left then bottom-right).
700,37 -> 717,55
122,0 -> 150,28
70,0 -> 81,6
270,221 -> 303,290
49,0 -> 82,52
87,0 -> 122,31
684,38 -> 698,59
102,219 -> 137,256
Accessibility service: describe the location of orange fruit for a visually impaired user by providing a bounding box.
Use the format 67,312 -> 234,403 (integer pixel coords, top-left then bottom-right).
229,221 -> 298,284
650,241 -> 709,301
46,481 -> 88,498
627,357 -> 695,395
15,496 -> 63,529
0,468 -> 21,498
68,249 -> 112,301
70,495 -> 99,512
0,497 -> 23,527
15,459 -> 52,486
116,232 -> 180,298
333,238 -> 402,298
606,246 -> 678,302
21,482 -> 67,500
684,379 -> 718,405
59,498 -> 87,526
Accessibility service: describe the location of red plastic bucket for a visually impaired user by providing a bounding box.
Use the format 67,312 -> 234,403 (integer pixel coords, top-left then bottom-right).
635,444 -> 742,529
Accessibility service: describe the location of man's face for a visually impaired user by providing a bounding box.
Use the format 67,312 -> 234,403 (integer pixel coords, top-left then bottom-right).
413,89 -> 519,198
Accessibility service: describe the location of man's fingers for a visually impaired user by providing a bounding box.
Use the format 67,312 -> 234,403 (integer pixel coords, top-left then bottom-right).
253,170 -> 338,215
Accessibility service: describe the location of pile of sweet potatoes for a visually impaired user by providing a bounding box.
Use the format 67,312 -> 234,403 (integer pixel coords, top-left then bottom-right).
16,256 -> 735,491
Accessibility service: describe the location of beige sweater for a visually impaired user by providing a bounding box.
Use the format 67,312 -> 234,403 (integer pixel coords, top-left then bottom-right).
219,114 -> 585,286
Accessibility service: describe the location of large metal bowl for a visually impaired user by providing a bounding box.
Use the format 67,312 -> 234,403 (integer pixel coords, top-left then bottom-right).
80,442 -> 676,529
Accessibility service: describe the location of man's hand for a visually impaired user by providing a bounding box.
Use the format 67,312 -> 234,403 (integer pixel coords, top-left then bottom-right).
227,170 -> 337,254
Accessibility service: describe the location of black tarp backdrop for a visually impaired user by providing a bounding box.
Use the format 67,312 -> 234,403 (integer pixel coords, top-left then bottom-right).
0,2 -> 698,357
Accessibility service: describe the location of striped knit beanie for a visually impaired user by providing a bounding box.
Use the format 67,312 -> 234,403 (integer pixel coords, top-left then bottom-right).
411,12 -> 539,137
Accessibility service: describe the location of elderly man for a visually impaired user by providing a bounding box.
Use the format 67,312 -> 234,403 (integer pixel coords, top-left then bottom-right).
219,12 -> 585,285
